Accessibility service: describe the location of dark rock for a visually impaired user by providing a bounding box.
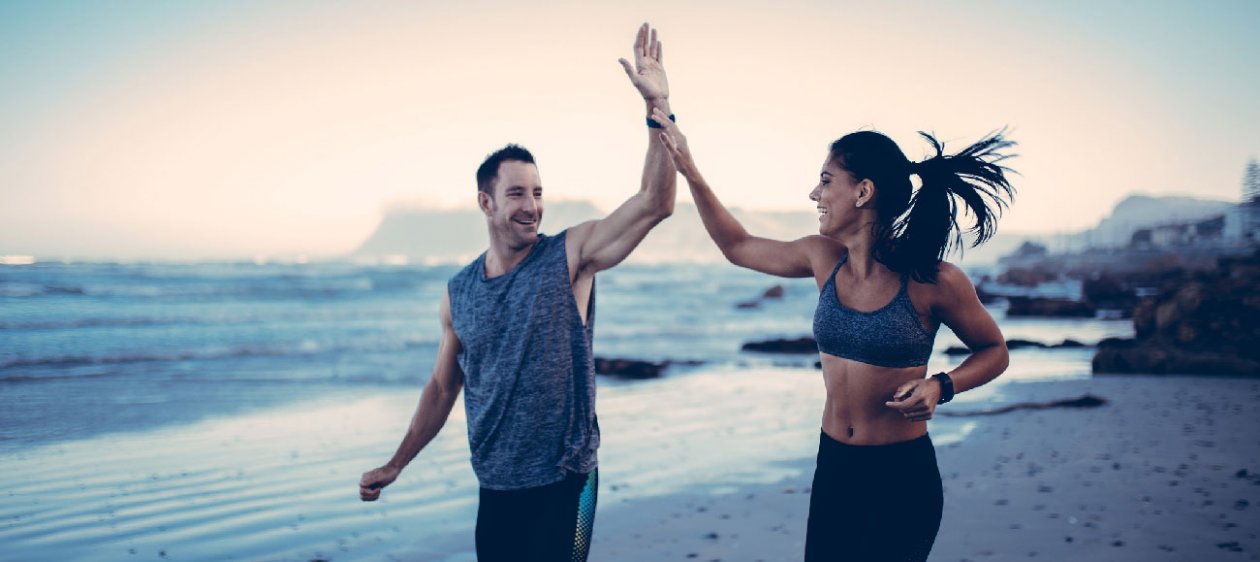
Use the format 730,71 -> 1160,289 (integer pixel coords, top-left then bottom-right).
1083,275 -> 1140,311
975,286 -> 1000,304
1092,346 -> 1260,376
1217,542 -> 1243,552
1053,339 -> 1087,348
998,266 -> 1057,287
1097,337 -> 1136,349
762,285 -> 785,299
1007,339 -> 1049,350
594,357 -> 667,379
741,337 -> 818,354
1007,297 -> 1096,318
735,300 -> 760,309
944,346 -> 970,356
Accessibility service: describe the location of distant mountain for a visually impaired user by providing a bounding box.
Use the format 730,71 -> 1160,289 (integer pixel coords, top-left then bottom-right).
1059,194 -> 1234,250
350,201 -> 819,264
350,200 -> 1031,265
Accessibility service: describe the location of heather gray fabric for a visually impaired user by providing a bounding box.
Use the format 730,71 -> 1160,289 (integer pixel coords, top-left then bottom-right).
448,231 -> 599,490
813,254 -> 937,368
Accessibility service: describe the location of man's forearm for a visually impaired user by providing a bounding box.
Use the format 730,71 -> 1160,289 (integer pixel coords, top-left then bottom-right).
640,97 -> 677,216
386,378 -> 459,470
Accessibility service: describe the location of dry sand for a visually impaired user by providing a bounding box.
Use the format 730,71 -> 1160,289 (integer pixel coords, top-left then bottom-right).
590,375 -> 1260,562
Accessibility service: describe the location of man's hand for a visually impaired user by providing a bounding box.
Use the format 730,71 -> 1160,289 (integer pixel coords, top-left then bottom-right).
618,22 -> 669,103
359,465 -> 401,502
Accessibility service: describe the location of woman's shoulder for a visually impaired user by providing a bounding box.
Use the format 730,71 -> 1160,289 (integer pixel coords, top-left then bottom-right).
909,261 -> 977,305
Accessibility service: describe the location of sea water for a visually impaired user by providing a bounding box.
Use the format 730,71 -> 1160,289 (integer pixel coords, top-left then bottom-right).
0,260 -> 1134,561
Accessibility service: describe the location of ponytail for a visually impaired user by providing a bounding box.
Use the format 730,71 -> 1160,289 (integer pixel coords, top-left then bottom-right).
830,129 -> 1016,283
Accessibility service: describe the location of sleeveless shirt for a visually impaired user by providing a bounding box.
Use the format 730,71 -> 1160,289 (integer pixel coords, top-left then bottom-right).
447,231 -> 599,490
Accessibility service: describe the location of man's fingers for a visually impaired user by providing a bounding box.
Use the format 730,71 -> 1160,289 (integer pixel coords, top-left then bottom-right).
618,58 -> 635,79
655,40 -> 663,63
636,23 -> 648,58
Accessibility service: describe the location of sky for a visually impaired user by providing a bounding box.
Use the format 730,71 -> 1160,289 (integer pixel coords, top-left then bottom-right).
2,0 -> 1258,260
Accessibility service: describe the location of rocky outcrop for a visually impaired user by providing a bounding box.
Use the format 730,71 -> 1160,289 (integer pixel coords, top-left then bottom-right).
997,267 -> 1059,287
594,357 -> 705,379
1093,254 -> 1260,377
736,284 -> 787,309
594,357 -> 668,379
1081,275 -> 1140,314
740,337 -> 818,354
1006,297 -> 1096,318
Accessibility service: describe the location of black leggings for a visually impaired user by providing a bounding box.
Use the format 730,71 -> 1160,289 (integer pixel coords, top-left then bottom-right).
805,432 -> 943,562
475,469 -> 598,562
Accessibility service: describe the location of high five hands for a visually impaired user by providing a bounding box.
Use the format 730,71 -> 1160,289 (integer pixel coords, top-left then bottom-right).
619,23 -> 669,103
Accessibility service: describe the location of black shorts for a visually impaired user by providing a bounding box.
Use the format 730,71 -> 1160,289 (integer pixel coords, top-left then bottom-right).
805,432 -> 943,562
476,469 -> 598,562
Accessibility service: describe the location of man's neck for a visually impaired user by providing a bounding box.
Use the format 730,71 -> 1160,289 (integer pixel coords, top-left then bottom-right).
483,238 -> 537,278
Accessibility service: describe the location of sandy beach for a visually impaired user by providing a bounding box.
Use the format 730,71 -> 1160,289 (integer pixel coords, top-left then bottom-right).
589,375 -> 1260,562
6,365 -> 1257,562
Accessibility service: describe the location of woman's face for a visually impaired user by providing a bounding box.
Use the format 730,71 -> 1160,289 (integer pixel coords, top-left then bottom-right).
809,156 -> 868,237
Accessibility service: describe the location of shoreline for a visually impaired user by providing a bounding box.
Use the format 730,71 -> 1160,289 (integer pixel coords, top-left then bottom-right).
3,372 -> 1257,561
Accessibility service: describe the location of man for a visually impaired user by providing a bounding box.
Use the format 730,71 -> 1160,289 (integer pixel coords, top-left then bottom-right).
359,23 -> 674,561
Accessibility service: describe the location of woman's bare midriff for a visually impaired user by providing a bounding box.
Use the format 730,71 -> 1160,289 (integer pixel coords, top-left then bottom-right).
819,352 -> 929,445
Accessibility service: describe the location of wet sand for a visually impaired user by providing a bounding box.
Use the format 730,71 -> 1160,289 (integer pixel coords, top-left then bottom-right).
3,371 -> 1257,561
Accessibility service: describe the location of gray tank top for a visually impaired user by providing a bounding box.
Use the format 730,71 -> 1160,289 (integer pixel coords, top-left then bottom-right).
447,230 -> 599,490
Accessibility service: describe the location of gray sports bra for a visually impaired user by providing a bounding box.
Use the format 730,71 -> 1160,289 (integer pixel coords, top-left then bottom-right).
812,255 -> 937,368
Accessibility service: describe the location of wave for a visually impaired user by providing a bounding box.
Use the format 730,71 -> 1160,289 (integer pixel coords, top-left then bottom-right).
0,263 -> 460,302
0,337 -> 440,374
0,317 -> 198,330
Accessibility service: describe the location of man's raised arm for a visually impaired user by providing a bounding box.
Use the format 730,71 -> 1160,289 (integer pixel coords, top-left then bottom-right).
567,23 -> 677,275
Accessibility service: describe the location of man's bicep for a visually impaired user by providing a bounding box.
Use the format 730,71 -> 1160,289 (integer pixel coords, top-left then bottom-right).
572,195 -> 662,273
433,290 -> 465,393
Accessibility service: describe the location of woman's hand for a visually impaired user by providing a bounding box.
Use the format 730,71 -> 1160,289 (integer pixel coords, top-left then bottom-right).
653,107 -> 702,182
884,377 -> 943,422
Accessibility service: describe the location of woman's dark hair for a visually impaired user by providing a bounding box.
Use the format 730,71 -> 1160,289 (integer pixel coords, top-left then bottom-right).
829,129 -> 1015,283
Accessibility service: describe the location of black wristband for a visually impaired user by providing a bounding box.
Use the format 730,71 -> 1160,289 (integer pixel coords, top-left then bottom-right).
647,113 -> 676,129
932,372 -> 955,404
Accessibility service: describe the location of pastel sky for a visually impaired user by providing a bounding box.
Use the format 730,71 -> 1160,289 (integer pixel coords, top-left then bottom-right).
2,0 -> 1257,259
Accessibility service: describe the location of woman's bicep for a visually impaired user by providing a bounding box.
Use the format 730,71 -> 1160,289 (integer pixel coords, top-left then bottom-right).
935,265 -> 1004,349
728,235 -> 837,279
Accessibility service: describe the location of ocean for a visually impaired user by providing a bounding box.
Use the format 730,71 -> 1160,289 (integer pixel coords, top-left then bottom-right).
0,261 -> 1135,561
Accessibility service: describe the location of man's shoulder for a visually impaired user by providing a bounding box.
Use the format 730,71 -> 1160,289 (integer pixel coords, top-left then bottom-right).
449,252 -> 486,285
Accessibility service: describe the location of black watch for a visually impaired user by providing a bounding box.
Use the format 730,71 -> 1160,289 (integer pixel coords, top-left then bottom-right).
932,372 -> 955,404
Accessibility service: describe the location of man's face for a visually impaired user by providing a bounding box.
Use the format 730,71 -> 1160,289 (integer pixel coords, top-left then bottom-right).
479,160 -> 543,250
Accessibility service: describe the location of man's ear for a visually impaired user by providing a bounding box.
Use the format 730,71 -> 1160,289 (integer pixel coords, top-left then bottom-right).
478,191 -> 493,216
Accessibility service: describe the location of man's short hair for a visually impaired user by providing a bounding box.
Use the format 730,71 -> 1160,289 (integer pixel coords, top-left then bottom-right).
476,144 -> 536,195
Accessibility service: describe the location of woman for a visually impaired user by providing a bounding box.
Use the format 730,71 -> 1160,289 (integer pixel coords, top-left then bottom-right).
652,106 -> 1014,561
